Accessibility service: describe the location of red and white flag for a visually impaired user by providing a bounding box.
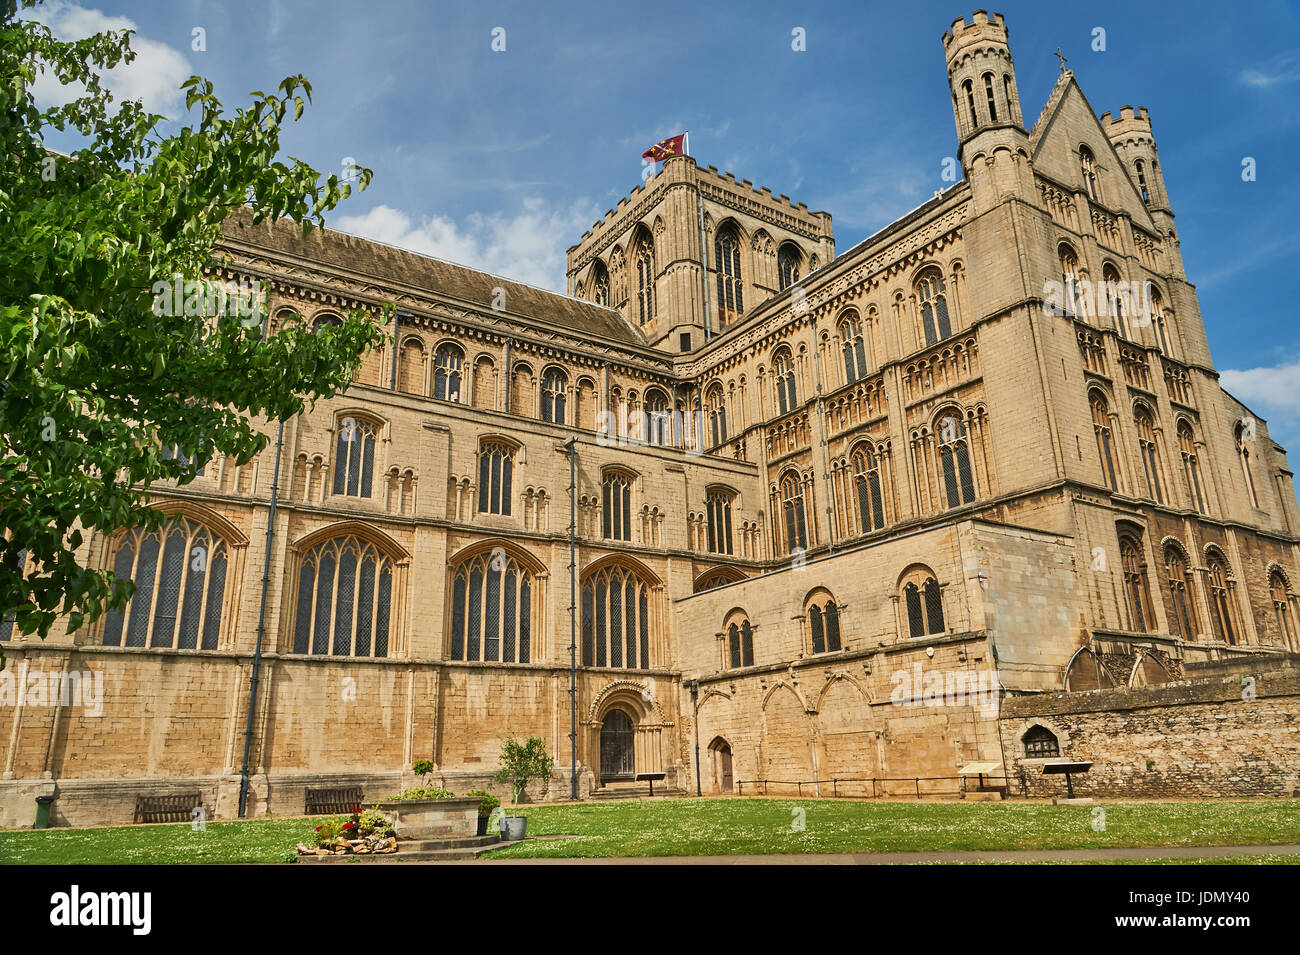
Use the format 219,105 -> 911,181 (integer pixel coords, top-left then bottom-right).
642,133 -> 687,162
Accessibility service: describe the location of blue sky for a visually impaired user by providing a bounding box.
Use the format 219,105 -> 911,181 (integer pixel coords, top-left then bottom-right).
28,0 -> 1300,449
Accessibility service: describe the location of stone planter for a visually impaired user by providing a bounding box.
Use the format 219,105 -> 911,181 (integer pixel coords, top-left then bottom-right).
499,816 -> 527,840
377,797 -> 481,841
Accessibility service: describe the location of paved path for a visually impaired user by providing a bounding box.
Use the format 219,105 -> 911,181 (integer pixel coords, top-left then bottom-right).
457,843 -> 1300,864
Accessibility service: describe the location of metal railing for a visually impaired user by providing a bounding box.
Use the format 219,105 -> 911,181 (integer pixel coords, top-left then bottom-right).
735,775 -> 1009,799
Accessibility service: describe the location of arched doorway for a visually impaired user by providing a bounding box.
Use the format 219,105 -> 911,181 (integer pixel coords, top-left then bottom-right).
599,708 -> 636,783
708,737 -> 733,793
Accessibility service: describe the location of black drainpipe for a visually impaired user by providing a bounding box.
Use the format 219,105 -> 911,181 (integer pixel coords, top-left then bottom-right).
238,302 -> 288,817
563,437 -> 578,798
390,311 -> 406,390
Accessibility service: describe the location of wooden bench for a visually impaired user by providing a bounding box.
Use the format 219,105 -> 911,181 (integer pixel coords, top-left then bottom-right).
305,786 -> 364,815
134,793 -> 203,824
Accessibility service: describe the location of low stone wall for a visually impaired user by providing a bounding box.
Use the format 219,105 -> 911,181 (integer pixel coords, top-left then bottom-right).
0,766 -> 597,829
999,668 -> 1300,798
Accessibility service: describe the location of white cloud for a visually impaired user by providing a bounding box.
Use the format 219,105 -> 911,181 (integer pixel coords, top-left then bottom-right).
1220,357 -> 1300,451
1239,54 -> 1300,88
26,1 -> 192,118
332,198 -> 601,293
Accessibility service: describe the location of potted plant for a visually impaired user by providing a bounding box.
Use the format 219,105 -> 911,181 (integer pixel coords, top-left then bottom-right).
492,736 -> 554,840
466,789 -> 501,836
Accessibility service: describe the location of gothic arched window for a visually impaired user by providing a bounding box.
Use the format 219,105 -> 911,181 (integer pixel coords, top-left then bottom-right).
449,547 -> 534,663
1147,284 -> 1170,354
1059,244 -> 1080,317
1092,393 -> 1119,491
1236,422 -> 1259,508
983,72 -> 998,123
706,488 -> 735,555
1164,544 -> 1197,641
433,343 -> 463,402
590,260 -> 610,306
852,444 -> 885,533
1134,406 -> 1164,504
602,470 -> 632,541
644,387 -> 670,446
779,471 -> 808,554
916,269 -> 952,346
839,310 -> 868,382
1270,571 -> 1295,649
1206,550 -> 1239,645
772,347 -> 797,415
291,535 -> 394,657
540,366 -> 567,424
102,517 -> 230,650
901,568 -> 944,638
936,413 -> 976,508
1103,264 -> 1127,338
715,225 -> 744,318
1135,159 -> 1149,202
0,547 -> 26,642
806,591 -> 841,654
1080,145 -> 1100,202
1178,421 -> 1205,513
726,611 -> 754,669
1120,533 -> 1155,633
634,232 -> 655,324
706,384 -> 727,446
1023,726 -> 1060,758
581,562 -> 654,668
333,415 -> 380,498
478,441 -> 515,515
778,243 -> 802,291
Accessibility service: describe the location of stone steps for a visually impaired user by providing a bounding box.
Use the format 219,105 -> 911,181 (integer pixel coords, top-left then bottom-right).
590,785 -> 688,800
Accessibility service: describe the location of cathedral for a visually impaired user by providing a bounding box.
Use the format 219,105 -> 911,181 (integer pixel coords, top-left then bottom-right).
3,10 -> 1298,825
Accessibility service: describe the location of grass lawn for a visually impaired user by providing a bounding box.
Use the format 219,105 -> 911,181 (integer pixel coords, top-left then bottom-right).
0,816 -> 325,865
483,797 -> 1300,859
1,798 -> 1298,863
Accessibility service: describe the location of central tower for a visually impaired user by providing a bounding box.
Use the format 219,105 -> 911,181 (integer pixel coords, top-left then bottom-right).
566,156 -> 833,353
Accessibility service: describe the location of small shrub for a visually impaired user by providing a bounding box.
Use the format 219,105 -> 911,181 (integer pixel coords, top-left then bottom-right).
466,789 -> 500,819
390,786 -> 455,801
357,806 -> 394,838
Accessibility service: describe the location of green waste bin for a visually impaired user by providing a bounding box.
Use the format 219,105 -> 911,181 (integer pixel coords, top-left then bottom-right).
34,795 -> 54,829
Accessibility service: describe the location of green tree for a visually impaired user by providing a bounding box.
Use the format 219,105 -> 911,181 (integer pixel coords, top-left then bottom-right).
0,0 -> 390,661
494,736 -> 555,805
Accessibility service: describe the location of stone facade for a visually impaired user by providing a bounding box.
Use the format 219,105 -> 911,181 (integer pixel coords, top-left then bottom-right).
3,10 -> 1299,827
1001,661 -> 1300,798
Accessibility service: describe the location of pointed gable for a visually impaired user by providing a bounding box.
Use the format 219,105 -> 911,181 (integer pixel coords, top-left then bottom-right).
1030,72 -> 1158,233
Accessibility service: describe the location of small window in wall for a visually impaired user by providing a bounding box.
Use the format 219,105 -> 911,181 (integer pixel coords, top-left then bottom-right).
725,612 -> 754,669
333,416 -> 380,498
602,470 -> 633,541
478,441 -> 515,516
806,591 -> 841,654
903,572 -> 945,638
540,367 -> 567,424
1023,725 -> 1060,758
778,243 -> 802,291
433,343 -> 464,402
679,332 -> 691,351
